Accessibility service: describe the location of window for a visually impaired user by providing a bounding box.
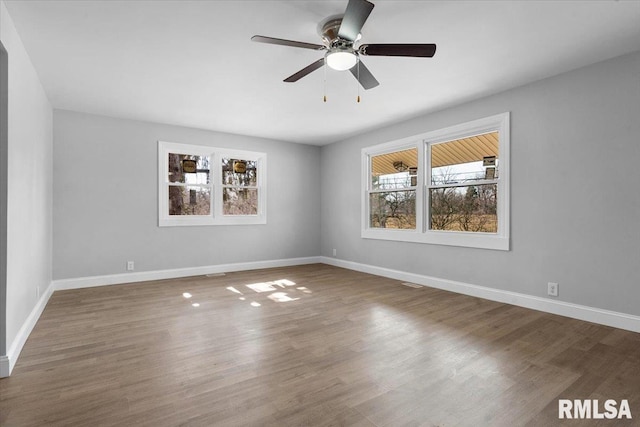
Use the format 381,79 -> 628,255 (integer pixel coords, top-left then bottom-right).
429,132 -> 498,233
362,113 -> 509,250
159,141 -> 266,226
222,157 -> 258,216
369,147 -> 418,230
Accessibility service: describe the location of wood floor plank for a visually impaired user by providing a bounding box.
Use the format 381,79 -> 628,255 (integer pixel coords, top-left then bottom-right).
1,264 -> 639,426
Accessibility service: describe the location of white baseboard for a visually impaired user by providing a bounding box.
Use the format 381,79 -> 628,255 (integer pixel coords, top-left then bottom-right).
53,256 -> 322,291
320,256 -> 640,333
1,281 -> 54,377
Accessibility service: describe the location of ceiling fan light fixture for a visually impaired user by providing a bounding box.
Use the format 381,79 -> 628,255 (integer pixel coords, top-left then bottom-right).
252,0 -> 436,91
326,50 -> 357,71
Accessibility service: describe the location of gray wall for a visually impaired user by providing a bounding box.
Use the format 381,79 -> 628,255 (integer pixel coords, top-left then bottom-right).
321,51 -> 640,316
53,110 -> 321,279
0,40 -> 7,362
1,0 -> 53,360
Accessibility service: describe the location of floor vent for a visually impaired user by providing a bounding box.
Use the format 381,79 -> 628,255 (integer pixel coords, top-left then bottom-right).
206,273 -> 226,277
400,282 -> 422,288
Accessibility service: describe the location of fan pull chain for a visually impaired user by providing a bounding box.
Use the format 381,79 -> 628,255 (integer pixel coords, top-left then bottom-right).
356,58 -> 361,103
323,58 -> 327,103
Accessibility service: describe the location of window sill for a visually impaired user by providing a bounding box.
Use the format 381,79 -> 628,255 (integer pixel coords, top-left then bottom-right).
361,228 -> 509,251
159,215 -> 266,227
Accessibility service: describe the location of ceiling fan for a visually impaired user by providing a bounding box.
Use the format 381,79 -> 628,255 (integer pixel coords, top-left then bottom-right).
251,0 -> 436,90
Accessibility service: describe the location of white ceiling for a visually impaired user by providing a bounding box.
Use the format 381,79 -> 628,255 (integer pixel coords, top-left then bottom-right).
4,0 -> 640,145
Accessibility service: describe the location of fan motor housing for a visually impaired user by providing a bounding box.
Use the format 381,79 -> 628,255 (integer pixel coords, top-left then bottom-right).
318,15 -> 351,45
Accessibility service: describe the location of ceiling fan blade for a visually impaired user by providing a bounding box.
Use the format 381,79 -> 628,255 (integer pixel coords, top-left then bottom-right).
359,44 -> 437,58
338,0 -> 375,42
251,35 -> 326,51
284,58 -> 325,83
350,59 -> 379,90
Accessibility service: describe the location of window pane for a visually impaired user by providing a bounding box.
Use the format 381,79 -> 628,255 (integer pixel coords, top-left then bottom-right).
222,158 -> 257,187
369,190 -> 416,229
371,148 -> 417,190
168,185 -> 211,216
223,187 -> 258,215
431,132 -> 499,185
429,184 -> 497,233
168,153 -> 210,184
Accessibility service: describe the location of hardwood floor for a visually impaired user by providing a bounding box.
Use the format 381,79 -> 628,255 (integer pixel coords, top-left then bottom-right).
1,264 -> 639,426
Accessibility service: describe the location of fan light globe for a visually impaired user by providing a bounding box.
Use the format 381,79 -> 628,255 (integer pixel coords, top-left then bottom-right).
326,51 -> 357,71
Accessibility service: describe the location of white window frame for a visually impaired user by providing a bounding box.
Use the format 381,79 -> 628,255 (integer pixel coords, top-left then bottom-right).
363,139 -> 425,233
362,112 -> 510,250
158,141 -> 266,227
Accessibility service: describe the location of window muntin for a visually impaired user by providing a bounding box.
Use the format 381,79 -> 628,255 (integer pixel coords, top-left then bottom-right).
159,141 -> 266,226
362,113 -> 509,250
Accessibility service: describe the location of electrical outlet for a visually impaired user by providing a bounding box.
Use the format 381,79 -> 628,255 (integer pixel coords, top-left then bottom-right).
127,261 -> 135,271
547,282 -> 559,297
332,248 -> 337,257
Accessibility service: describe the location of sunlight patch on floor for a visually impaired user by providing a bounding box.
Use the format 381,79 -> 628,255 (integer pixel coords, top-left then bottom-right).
268,292 -> 299,303
245,279 -> 297,293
